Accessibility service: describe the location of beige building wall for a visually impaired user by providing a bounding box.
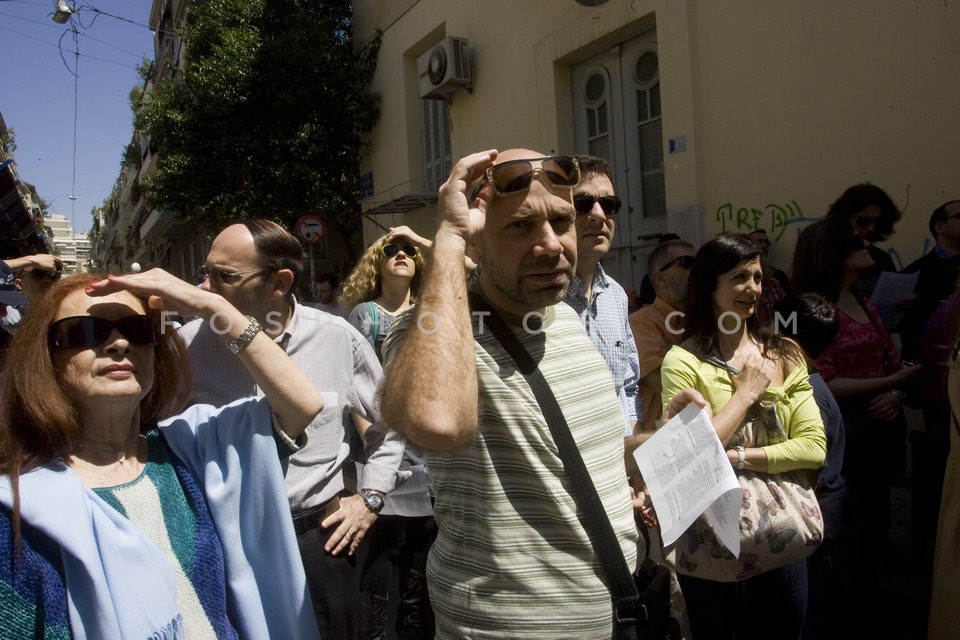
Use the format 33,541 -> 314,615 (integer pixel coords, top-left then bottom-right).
354,0 -> 960,285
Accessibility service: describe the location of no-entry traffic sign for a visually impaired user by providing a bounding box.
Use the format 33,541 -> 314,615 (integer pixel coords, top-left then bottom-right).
296,215 -> 325,245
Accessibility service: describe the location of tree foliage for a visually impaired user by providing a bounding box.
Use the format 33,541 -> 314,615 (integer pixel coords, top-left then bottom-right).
0,126 -> 15,155
134,0 -> 381,258
34,195 -> 49,216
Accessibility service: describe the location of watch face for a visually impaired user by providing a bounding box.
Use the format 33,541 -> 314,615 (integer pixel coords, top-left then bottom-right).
363,491 -> 384,511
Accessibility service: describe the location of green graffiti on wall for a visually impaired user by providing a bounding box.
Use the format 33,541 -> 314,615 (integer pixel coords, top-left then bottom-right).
715,201 -> 818,240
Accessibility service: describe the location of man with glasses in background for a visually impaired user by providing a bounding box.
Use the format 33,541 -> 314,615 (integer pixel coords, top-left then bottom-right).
563,154 -> 641,437
0,263 -> 28,358
629,240 -> 696,434
899,199 -> 960,362
0,253 -> 62,345
178,219 -> 406,638
380,149 -> 646,638
897,199 -> 960,562
3,252 -> 62,304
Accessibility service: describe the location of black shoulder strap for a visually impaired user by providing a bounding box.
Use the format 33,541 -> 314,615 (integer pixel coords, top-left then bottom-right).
468,293 -> 640,617
678,343 -> 741,375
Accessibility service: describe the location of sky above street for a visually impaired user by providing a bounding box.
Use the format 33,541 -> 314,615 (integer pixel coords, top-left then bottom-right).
0,0 -> 153,235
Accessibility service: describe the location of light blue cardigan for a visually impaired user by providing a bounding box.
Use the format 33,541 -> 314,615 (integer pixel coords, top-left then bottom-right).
0,397 -> 320,639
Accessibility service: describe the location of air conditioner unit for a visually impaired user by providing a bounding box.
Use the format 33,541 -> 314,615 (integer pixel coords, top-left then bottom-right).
417,36 -> 472,100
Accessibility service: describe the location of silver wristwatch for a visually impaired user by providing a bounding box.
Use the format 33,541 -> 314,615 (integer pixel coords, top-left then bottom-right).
359,489 -> 385,514
226,315 -> 262,354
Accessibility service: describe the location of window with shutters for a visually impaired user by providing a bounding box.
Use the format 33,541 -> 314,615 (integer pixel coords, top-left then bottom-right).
633,48 -> 665,218
420,99 -> 452,193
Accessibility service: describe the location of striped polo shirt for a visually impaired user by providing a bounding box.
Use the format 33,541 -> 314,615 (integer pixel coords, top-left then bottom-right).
388,300 -> 638,638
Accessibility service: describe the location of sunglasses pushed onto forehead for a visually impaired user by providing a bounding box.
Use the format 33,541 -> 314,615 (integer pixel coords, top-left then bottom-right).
49,315 -> 157,350
482,155 -> 581,196
573,194 -> 622,217
381,244 -> 418,258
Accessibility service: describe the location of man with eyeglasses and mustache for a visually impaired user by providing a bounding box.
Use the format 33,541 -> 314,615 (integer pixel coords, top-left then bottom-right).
563,154 -> 641,438
3,253 -> 63,304
177,219 -> 406,639
0,254 -> 62,344
380,149 -> 650,638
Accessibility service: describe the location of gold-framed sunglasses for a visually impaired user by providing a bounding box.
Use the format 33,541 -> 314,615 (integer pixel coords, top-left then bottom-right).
381,244 -> 418,259
480,156 -> 581,197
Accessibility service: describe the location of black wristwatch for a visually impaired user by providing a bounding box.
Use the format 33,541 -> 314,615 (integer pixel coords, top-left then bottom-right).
359,489 -> 385,514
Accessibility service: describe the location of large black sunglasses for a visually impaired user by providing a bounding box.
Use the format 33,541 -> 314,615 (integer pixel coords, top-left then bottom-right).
573,194 -> 622,216
482,156 -> 581,196
381,244 -> 418,258
49,315 -> 157,350
658,255 -> 695,272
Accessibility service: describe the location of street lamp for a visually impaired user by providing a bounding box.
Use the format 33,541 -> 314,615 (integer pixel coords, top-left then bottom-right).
52,0 -> 75,24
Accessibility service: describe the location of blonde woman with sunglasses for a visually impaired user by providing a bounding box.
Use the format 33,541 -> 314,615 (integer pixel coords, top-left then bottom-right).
341,225 -> 437,638
341,226 -> 430,361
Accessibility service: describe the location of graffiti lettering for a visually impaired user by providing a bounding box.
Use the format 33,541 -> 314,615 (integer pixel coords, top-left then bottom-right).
716,200 -> 817,240
716,200 -> 927,266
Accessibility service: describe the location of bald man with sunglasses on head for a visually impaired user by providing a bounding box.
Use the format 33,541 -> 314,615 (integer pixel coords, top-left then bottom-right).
380,150 -> 643,638
564,154 -> 641,437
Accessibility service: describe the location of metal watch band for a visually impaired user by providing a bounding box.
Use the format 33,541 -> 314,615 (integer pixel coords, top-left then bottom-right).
226,315 -> 262,354
359,489 -> 385,514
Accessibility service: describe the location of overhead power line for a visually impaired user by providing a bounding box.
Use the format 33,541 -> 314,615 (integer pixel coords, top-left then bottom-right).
0,14 -> 143,67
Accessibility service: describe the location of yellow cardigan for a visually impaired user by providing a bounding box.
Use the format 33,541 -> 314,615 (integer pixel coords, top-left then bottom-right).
660,345 -> 827,474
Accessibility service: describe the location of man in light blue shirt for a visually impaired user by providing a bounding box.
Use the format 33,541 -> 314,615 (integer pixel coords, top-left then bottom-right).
563,154 -> 641,435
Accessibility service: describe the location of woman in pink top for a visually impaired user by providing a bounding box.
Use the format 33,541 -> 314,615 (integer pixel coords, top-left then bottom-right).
791,218 -> 920,638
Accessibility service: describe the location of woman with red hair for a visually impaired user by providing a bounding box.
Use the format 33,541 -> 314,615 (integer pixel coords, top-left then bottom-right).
0,269 -> 323,638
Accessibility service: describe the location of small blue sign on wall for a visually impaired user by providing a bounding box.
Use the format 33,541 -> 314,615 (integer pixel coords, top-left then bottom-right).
360,171 -> 374,199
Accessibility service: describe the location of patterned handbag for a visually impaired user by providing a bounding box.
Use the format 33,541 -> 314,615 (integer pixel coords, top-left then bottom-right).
651,351 -> 824,582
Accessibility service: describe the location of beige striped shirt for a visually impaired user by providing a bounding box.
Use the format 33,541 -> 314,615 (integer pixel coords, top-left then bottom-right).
386,302 -> 637,638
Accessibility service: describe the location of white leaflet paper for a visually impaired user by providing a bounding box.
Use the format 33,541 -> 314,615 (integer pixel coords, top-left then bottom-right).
871,271 -> 919,328
871,270 -> 919,307
633,404 -> 742,556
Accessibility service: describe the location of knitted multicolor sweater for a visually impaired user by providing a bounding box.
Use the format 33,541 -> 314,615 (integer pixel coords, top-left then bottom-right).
0,429 -> 236,638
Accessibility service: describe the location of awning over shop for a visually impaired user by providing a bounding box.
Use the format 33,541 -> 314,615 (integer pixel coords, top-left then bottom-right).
0,159 -> 48,258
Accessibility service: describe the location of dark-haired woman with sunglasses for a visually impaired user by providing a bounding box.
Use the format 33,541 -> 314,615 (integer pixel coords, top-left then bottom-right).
340,225 -> 437,638
0,270 -> 324,638
823,182 -> 904,301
